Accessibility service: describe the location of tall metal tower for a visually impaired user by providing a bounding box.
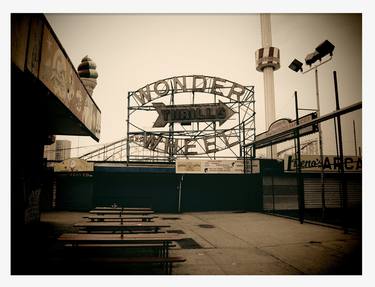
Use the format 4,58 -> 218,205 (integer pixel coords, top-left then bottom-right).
255,14 -> 280,158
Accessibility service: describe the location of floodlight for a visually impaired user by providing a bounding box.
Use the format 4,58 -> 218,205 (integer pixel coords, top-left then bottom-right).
305,51 -> 321,66
315,40 -> 335,58
288,59 -> 303,72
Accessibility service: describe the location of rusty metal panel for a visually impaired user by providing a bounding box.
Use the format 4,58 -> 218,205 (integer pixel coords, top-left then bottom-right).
26,15 -> 44,77
39,25 -> 101,141
11,14 -> 30,71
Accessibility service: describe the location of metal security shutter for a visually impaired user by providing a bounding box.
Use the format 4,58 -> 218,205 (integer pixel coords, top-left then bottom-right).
304,175 -> 361,209
347,178 -> 362,208
303,178 -> 323,208
304,177 -> 341,208
263,175 -> 298,211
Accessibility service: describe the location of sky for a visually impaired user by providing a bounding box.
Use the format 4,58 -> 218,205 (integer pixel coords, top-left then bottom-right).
45,13 -> 362,158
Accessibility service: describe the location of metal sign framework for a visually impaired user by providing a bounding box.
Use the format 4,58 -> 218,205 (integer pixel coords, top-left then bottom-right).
255,112 -> 319,149
243,101 -> 362,160
126,75 -> 256,163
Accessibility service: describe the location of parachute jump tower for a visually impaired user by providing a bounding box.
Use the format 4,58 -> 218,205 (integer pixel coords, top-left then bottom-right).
255,14 -> 280,158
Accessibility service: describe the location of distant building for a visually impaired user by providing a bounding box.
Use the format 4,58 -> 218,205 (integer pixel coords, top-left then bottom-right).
44,140 -> 71,161
301,140 -> 318,156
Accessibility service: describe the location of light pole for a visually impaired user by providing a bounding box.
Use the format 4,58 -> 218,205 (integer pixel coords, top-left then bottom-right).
289,40 -> 335,219
353,120 -> 358,156
294,91 -> 304,224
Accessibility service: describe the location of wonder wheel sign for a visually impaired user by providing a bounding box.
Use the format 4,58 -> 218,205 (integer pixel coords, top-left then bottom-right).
126,75 -> 255,162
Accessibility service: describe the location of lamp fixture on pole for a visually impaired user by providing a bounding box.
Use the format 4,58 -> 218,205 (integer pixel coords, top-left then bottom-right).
288,59 -> 303,73
288,39 -> 335,220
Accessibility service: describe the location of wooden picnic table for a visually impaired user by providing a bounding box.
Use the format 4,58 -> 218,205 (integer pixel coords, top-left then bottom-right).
90,210 -> 155,216
85,215 -> 158,222
74,221 -> 170,233
94,207 -> 152,211
58,233 -> 183,258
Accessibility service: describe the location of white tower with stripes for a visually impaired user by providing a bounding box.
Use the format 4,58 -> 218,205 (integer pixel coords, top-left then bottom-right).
255,14 -> 280,158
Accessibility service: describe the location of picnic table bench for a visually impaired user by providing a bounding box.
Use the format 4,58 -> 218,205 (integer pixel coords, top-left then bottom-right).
63,242 -> 177,258
94,207 -> 152,211
59,233 -> 182,256
69,256 -> 186,274
84,214 -> 158,222
89,210 -> 155,216
58,233 -> 185,274
74,221 -> 170,233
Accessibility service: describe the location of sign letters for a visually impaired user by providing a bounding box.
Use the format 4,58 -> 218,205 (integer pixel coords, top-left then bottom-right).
152,101 -> 235,127
127,75 -> 255,160
284,155 -> 362,173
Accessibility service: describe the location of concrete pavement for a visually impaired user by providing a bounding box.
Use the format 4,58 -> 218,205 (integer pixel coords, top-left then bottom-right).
40,211 -> 361,275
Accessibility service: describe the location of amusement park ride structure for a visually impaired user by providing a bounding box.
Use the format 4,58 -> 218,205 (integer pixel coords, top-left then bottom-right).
124,75 -> 256,163
80,75 -> 256,163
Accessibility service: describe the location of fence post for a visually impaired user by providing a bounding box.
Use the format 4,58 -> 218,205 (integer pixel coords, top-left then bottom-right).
333,71 -> 348,233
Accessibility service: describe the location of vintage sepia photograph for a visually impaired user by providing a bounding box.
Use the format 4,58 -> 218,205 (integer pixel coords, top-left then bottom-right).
5,0 -> 372,286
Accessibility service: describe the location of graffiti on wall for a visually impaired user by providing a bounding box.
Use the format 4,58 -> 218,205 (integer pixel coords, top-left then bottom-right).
39,26 -> 100,139
24,188 -> 41,224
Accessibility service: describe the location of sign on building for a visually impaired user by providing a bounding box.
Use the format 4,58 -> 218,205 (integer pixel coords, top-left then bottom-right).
176,159 -> 260,174
54,158 -> 94,173
39,25 -> 101,140
11,14 -> 101,142
255,113 -> 318,149
284,155 -> 362,173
